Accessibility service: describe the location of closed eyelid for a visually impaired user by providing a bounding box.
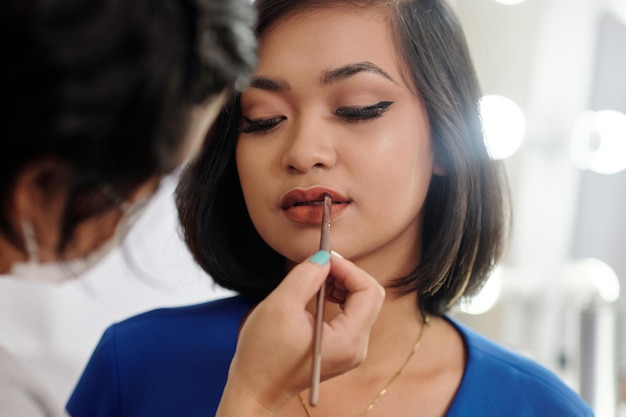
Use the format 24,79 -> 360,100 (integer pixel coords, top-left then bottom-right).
334,101 -> 394,121
240,86 -> 290,116
238,113 -> 287,134
240,97 -> 285,120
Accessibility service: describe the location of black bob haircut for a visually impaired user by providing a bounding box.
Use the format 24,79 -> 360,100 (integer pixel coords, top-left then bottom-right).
176,0 -> 510,316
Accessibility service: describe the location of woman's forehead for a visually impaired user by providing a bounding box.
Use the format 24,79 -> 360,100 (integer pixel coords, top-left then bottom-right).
255,5 -> 405,83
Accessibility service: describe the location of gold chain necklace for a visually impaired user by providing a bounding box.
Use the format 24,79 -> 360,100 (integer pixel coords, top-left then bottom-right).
297,315 -> 429,417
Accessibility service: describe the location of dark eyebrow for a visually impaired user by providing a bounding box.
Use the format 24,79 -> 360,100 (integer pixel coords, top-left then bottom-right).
322,61 -> 397,85
249,76 -> 291,92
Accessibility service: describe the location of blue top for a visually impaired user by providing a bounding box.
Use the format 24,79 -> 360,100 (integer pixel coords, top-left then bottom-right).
66,296 -> 594,417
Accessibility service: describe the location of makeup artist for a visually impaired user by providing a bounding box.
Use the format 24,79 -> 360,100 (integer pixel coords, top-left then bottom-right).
0,0 -> 384,416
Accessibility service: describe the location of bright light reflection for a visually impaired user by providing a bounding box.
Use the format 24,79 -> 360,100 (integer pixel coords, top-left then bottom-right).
458,267 -> 502,315
479,95 -> 525,160
566,258 -> 621,304
571,110 -> 626,175
492,0 -> 527,5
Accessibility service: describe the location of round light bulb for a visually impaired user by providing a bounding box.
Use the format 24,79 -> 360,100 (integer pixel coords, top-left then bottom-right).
492,0 -> 527,5
571,110 -> 626,175
479,95 -> 525,160
562,258 -> 621,305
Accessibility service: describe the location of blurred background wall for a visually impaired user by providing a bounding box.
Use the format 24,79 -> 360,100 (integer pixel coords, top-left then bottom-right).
451,0 -> 626,416
0,0 -> 624,415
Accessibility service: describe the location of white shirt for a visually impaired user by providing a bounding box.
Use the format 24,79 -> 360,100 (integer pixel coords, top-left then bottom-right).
0,346 -> 68,417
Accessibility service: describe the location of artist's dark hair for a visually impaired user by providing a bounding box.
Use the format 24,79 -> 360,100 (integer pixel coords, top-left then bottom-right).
0,0 -> 256,251
177,0 -> 510,315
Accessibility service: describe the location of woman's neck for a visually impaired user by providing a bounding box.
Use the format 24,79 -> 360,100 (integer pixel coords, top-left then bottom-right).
290,292 -> 464,417
320,289 -> 422,348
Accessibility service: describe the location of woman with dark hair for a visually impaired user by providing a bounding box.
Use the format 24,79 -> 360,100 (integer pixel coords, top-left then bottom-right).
1,0 -> 256,281
69,0 -> 593,416
1,0 -> 384,415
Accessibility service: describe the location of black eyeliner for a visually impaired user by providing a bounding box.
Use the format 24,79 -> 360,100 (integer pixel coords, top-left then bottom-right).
238,115 -> 286,133
335,100 -> 394,120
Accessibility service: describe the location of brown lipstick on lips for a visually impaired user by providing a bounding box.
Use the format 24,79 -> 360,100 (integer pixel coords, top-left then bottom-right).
280,188 -> 348,224
310,193 -> 331,406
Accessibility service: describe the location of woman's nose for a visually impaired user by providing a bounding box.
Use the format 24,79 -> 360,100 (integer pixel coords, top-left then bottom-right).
281,123 -> 337,173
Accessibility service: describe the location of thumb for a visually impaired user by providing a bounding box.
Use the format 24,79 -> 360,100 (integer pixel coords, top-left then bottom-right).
268,250 -> 331,305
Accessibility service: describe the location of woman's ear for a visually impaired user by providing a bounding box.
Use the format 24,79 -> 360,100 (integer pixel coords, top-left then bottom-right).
12,158 -> 72,260
14,158 -> 71,214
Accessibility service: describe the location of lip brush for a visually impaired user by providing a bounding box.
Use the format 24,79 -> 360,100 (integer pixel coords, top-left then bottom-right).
310,193 -> 332,406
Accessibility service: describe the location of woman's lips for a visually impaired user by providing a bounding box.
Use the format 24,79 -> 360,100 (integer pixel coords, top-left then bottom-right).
280,188 -> 349,225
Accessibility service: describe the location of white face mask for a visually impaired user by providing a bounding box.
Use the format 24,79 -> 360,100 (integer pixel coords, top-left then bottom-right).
9,191 -> 151,283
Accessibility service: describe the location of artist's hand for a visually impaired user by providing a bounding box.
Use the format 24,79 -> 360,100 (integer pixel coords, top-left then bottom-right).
216,251 -> 385,417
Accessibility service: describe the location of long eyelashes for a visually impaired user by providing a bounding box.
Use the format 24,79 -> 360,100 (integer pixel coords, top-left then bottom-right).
238,116 -> 286,134
239,101 -> 394,134
334,101 -> 394,121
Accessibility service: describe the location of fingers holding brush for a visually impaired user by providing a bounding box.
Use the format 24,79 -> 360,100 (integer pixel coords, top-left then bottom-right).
216,253 -> 333,417
324,275 -> 349,306
316,252 -> 385,378
326,252 -> 385,326
216,251 -> 384,417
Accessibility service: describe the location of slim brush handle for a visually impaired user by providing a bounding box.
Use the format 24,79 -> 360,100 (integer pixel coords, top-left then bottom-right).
310,193 -> 332,406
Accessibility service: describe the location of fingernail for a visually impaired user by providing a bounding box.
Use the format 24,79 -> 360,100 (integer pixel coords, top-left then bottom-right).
310,250 -> 331,265
331,250 -> 344,259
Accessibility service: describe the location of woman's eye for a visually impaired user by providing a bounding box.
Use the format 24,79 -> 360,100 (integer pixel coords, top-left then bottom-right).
238,116 -> 286,134
335,101 -> 394,122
